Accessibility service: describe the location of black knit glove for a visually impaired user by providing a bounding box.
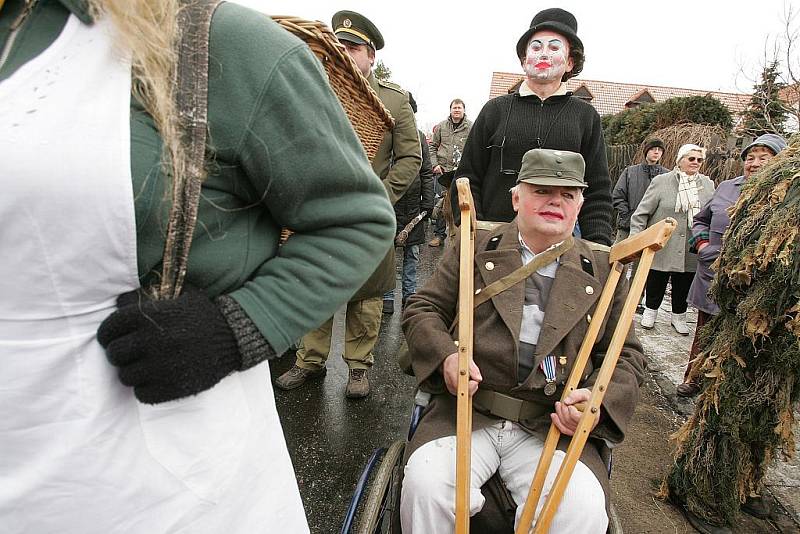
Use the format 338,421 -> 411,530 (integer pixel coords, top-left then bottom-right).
97,287 -> 241,404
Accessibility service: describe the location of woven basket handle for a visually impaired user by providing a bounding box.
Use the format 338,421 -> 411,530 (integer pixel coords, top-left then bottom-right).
157,0 -> 222,299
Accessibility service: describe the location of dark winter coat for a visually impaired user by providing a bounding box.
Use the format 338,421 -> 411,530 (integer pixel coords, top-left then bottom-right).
394,130 -> 435,246
612,162 -> 670,230
351,73 -> 421,301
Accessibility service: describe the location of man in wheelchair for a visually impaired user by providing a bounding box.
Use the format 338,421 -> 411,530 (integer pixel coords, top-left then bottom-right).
401,149 -> 645,533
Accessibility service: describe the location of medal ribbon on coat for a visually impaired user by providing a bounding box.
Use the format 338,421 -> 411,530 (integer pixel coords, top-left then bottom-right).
540,354 -> 557,395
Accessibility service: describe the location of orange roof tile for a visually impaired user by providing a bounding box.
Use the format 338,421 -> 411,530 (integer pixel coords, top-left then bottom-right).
488,72 -> 752,117
779,83 -> 800,105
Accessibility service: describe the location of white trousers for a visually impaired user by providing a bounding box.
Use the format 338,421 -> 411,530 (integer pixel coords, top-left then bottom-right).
401,420 -> 608,534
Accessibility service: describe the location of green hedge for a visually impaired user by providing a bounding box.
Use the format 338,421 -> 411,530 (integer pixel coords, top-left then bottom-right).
602,95 -> 733,146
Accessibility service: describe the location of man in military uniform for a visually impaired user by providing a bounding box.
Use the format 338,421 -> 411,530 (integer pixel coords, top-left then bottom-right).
276,10 -> 421,398
401,149 -> 644,532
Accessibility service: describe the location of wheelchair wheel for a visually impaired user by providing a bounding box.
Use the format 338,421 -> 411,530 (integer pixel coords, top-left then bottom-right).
353,440 -> 405,534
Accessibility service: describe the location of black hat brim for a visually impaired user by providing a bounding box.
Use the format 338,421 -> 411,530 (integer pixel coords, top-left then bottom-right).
335,30 -> 369,47
516,22 -> 583,59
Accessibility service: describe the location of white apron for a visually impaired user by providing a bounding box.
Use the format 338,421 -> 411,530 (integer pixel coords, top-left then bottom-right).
0,15 -> 308,533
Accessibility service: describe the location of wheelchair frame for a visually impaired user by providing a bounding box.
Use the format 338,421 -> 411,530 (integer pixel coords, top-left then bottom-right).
341,390 -> 624,534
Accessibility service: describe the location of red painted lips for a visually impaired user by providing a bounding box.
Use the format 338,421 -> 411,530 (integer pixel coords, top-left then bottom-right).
539,211 -> 564,220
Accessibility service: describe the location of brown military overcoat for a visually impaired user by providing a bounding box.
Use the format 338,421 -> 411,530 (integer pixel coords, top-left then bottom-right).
351,73 -> 421,301
402,220 -> 645,503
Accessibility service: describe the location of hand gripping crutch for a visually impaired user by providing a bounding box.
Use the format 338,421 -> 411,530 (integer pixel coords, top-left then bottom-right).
455,178 -> 477,534
514,218 -> 676,534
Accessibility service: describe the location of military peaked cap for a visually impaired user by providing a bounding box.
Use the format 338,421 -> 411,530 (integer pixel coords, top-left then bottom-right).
517,149 -> 587,189
332,10 -> 384,51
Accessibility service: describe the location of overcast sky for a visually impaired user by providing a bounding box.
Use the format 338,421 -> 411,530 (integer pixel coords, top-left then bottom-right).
233,0 -> 797,132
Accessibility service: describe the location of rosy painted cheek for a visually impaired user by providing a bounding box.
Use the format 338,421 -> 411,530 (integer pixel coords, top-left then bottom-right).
524,49 -> 566,80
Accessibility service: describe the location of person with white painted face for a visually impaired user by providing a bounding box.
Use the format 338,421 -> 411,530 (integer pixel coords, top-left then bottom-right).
454,8 -> 613,246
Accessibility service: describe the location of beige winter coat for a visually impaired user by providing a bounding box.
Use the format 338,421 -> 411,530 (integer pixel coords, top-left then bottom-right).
630,169 -> 715,273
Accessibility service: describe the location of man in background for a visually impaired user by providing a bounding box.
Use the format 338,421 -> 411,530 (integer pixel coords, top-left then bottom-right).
276,9 -> 420,399
428,98 -> 471,247
612,137 -> 669,243
612,137 -> 669,309
383,92 -> 435,313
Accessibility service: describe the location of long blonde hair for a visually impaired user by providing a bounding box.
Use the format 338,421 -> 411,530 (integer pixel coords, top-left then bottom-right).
88,0 -> 183,179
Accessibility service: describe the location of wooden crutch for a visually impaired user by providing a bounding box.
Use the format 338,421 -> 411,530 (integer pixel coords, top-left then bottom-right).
455,178 -> 477,534
514,218 -> 676,534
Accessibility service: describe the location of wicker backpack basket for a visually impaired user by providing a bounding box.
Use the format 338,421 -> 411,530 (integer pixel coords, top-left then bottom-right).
271,16 -> 395,243
271,16 -> 395,160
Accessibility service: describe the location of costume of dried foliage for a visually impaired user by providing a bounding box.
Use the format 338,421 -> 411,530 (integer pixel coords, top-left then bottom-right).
660,136 -> 800,526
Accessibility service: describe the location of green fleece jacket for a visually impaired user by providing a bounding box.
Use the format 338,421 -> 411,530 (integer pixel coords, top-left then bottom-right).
0,0 -> 395,356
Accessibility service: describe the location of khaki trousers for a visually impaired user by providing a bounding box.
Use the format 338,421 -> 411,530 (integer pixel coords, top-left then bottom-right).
296,296 -> 383,371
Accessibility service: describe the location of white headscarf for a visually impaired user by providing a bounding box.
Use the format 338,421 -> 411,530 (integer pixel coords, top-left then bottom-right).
676,143 -> 705,165
674,144 -> 706,227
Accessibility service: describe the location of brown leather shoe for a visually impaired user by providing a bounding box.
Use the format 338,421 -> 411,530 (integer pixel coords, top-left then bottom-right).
274,365 -> 326,390
676,381 -> 701,397
345,368 -> 370,399
428,237 -> 442,247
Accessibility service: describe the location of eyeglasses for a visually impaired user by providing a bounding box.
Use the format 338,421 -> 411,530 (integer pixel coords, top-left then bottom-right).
686,156 -> 704,163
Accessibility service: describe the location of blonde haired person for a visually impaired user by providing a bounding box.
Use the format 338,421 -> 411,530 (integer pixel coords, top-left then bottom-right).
0,1 -> 395,532
630,144 -> 715,334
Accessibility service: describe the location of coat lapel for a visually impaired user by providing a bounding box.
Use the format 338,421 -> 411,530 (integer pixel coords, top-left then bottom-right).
473,222 -> 525,341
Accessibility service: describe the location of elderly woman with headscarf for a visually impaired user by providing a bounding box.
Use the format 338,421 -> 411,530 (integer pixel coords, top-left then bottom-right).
675,133 -> 788,398
630,144 -> 715,334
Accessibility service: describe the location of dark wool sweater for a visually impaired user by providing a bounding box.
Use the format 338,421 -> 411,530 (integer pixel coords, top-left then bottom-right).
455,91 -> 613,245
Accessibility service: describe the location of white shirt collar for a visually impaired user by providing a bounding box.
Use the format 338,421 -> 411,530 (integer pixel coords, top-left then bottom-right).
518,233 -> 562,271
519,80 -> 569,100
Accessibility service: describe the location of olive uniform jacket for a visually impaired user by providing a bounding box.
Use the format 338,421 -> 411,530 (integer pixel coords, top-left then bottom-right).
352,73 -> 422,301
402,221 -> 645,502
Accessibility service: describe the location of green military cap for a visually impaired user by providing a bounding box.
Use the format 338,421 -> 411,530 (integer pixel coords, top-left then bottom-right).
332,10 -> 384,51
517,149 -> 587,188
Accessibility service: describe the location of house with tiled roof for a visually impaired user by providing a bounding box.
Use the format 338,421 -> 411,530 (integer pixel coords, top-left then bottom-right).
779,83 -> 800,106
488,71 -> 751,118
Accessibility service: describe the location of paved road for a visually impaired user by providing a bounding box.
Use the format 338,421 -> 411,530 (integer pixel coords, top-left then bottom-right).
270,238 -> 444,533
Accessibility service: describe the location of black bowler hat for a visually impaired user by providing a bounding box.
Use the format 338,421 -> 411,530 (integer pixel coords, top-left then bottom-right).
332,10 -> 384,51
515,8 -> 583,60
